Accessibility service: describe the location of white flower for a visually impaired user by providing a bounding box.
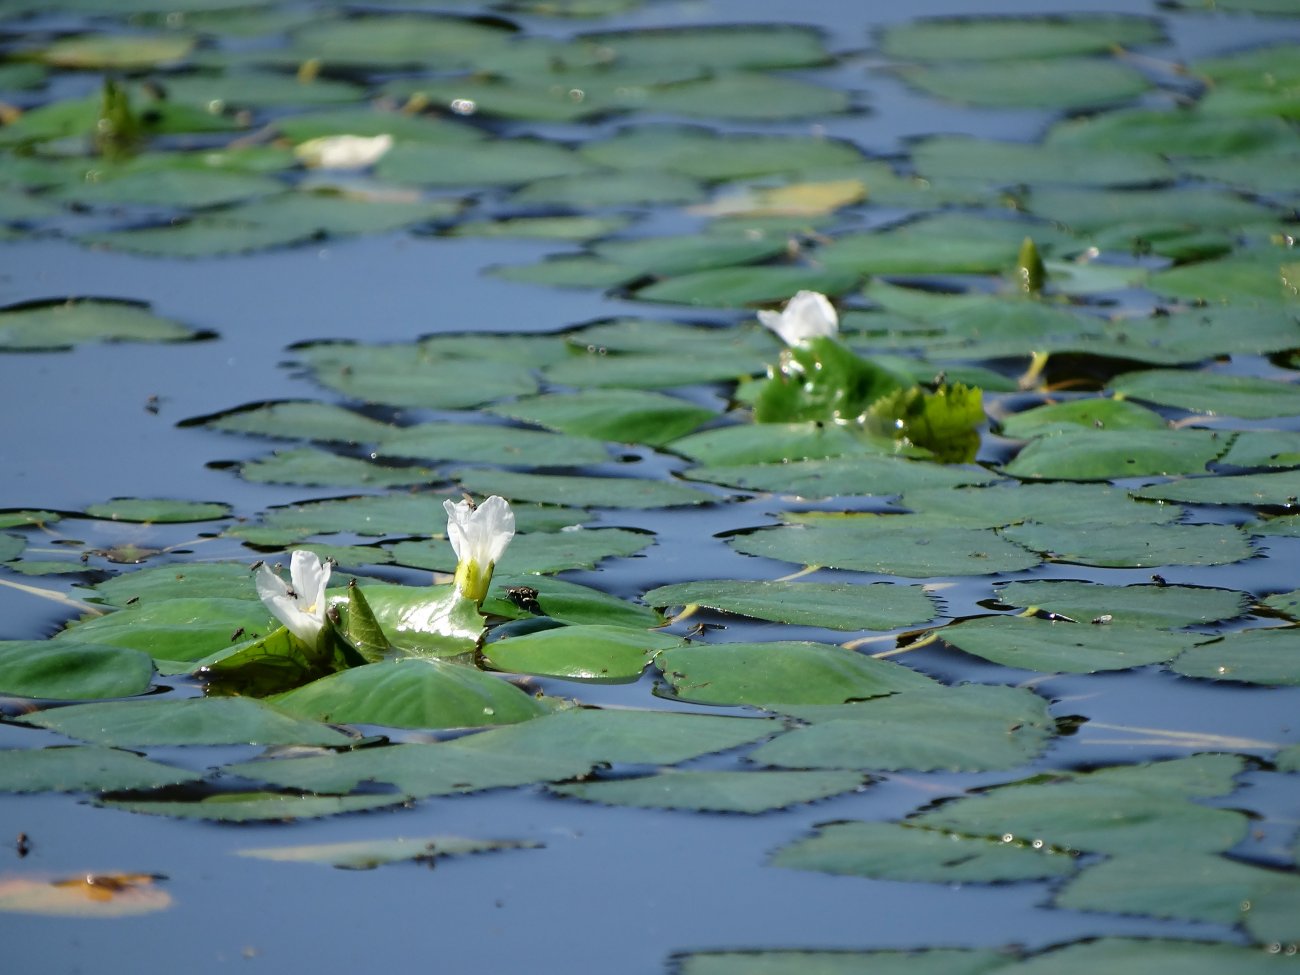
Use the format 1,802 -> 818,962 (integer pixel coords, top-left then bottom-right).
255,550 -> 331,646
757,290 -> 838,347
294,133 -> 393,170
444,495 -> 515,604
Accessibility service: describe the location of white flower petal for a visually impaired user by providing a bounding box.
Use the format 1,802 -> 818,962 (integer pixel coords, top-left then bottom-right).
444,495 -> 516,602
256,551 -> 329,646
759,290 -> 838,347
443,498 -> 472,563
474,495 -> 516,565
294,133 -> 393,170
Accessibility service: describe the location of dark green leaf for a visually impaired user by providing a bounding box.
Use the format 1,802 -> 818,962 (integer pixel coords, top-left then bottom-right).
0,640 -> 153,700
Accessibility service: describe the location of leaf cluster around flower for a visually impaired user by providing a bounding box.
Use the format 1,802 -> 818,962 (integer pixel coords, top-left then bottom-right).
753,296 -> 984,463
204,496 -> 515,697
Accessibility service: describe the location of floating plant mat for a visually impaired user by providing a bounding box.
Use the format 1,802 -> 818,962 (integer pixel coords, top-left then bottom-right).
2,0 -> 1300,969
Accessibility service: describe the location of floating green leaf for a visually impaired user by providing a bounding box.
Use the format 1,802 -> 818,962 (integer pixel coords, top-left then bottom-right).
484,624 -> 682,681
0,533 -> 25,562
1056,853 -> 1300,945
0,747 -> 202,794
52,166 -> 282,210
455,707 -> 776,766
644,580 -> 937,631
670,422 -> 893,466
688,455 -> 995,499
939,615 -> 1206,673
656,641 -> 934,708
895,58 -> 1150,110
149,72 -> 363,111
730,519 -> 1040,577
1013,939 -> 1300,975
453,470 -> 714,509
484,573 -> 660,629
0,640 -> 153,700
375,140 -> 594,188
299,343 -> 536,410
271,658 -> 549,729
914,781 -> 1249,855
376,422 -> 609,467
880,15 -> 1164,60
998,398 -> 1168,438
995,580 -> 1249,628
1172,628 -> 1300,685
1001,521 -> 1253,568
225,740 -> 590,798
1003,429 -> 1226,481
489,389 -> 714,447
912,135 -> 1172,188
1218,432 -> 1300,470
771,821 -> 1076,883
57,598 -> 277,665
821,214 -> 1066,277
1112,370 -> 1300,420
674,948 -> 1008,975
510,171 -> 703,207
100,791 -> 411,822
288,15 -> 514,68
87,561 -> 262,607
753,684 -> 1056,771
18,697 -> 353,747
583,24 -> 828,69
84,498 -> 231,524
633,266 -> 862,308
196,401 -> 393,443
552,769 -> 863,814
0,300 -> 203,351
1138,470 -> 1300,507
1074,754 -> 1247,797
581,126 -> 864,183
85,194 -> 461,257
236,448 -> 433,488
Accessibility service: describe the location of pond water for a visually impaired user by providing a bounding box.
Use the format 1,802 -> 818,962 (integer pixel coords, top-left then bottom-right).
2,0 -> 1300,972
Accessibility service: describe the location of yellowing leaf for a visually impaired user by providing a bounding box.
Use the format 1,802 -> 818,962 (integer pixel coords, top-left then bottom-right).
695,179 -> 866,217
0,872 -> 171,917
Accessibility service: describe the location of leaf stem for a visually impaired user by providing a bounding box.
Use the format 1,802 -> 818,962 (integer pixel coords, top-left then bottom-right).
0,577 -> 106,617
